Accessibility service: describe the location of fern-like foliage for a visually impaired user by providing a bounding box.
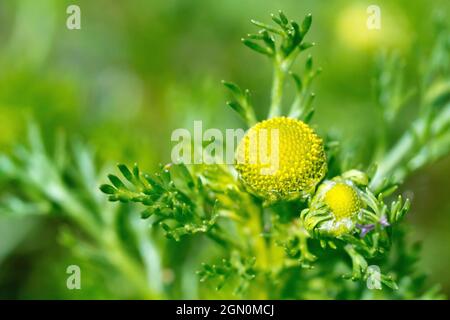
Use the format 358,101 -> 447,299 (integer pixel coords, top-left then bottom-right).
0,11 -> 448,300
97,11 -> 449,299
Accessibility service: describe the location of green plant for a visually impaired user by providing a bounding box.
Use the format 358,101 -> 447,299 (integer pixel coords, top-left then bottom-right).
98,12 -> 449,298
1,11 -> 448,299
0,127 -> 164,298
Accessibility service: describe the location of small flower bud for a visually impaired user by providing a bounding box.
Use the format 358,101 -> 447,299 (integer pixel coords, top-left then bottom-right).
302,179 -> 362,237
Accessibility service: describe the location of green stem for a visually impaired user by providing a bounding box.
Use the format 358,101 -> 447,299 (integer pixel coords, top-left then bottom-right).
372,107 -> 389,164
370,118 -> 427,191
289,96 -> 302,119
268,60 -> 285,118
344,244 -> 368,280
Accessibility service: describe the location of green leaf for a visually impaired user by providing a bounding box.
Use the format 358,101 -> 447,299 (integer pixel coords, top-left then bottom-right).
140,208 -> 153,219
222,80 -> 243,97
305,55 -> 313,71
118,164 -> 133,182
299,42 -> 315,51
108,174 -> 125,189
250,19 -> 282,35
290,72 -> 303,91
260,30 -> 275,50
278,11 -> 288,25
300,13 -> 312,36
241,38 -> 273,56
226,101 -> 245,116
133,163 -> 140,179
99,184 -> 116,195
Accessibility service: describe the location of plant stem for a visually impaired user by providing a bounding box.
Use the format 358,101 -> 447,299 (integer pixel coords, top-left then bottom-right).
344,244 -> 368,280
370,109 -> 434,191
370,131 -> 414,191
268,60 -> 285,118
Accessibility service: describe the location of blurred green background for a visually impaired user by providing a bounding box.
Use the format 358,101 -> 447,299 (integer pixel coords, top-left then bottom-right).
0,0 -> 449,298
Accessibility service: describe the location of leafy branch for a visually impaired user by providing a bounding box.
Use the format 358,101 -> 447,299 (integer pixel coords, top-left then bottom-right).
223,11 -> 320,125
197,251 -> 256,296
100,162 -> 220,241
370,20 -> 450,191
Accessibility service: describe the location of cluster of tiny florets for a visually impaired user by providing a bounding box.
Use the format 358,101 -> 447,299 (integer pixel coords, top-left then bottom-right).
303,180 -> 362,237
235,117 -> 327,200
324,182 -> 361,220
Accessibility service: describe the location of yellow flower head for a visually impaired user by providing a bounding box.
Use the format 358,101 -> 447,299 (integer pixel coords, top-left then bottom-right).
324,182 -> 361,220
302,179 -> 362,237
235,117 -> 327,201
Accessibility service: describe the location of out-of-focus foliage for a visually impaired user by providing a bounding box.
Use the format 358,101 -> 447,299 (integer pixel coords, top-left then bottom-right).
0,0 -> 449,299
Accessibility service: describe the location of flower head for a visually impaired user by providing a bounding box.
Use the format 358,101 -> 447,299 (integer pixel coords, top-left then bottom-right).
324,182 -> 361,220
302,177 -> 363,237
235,117 -> 327,201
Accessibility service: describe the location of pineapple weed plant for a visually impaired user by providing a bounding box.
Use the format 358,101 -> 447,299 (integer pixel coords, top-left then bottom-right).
1,11 -> 449,299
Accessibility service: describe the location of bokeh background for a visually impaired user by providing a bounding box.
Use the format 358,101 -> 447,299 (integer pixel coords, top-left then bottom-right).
0,0 -> 449,298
